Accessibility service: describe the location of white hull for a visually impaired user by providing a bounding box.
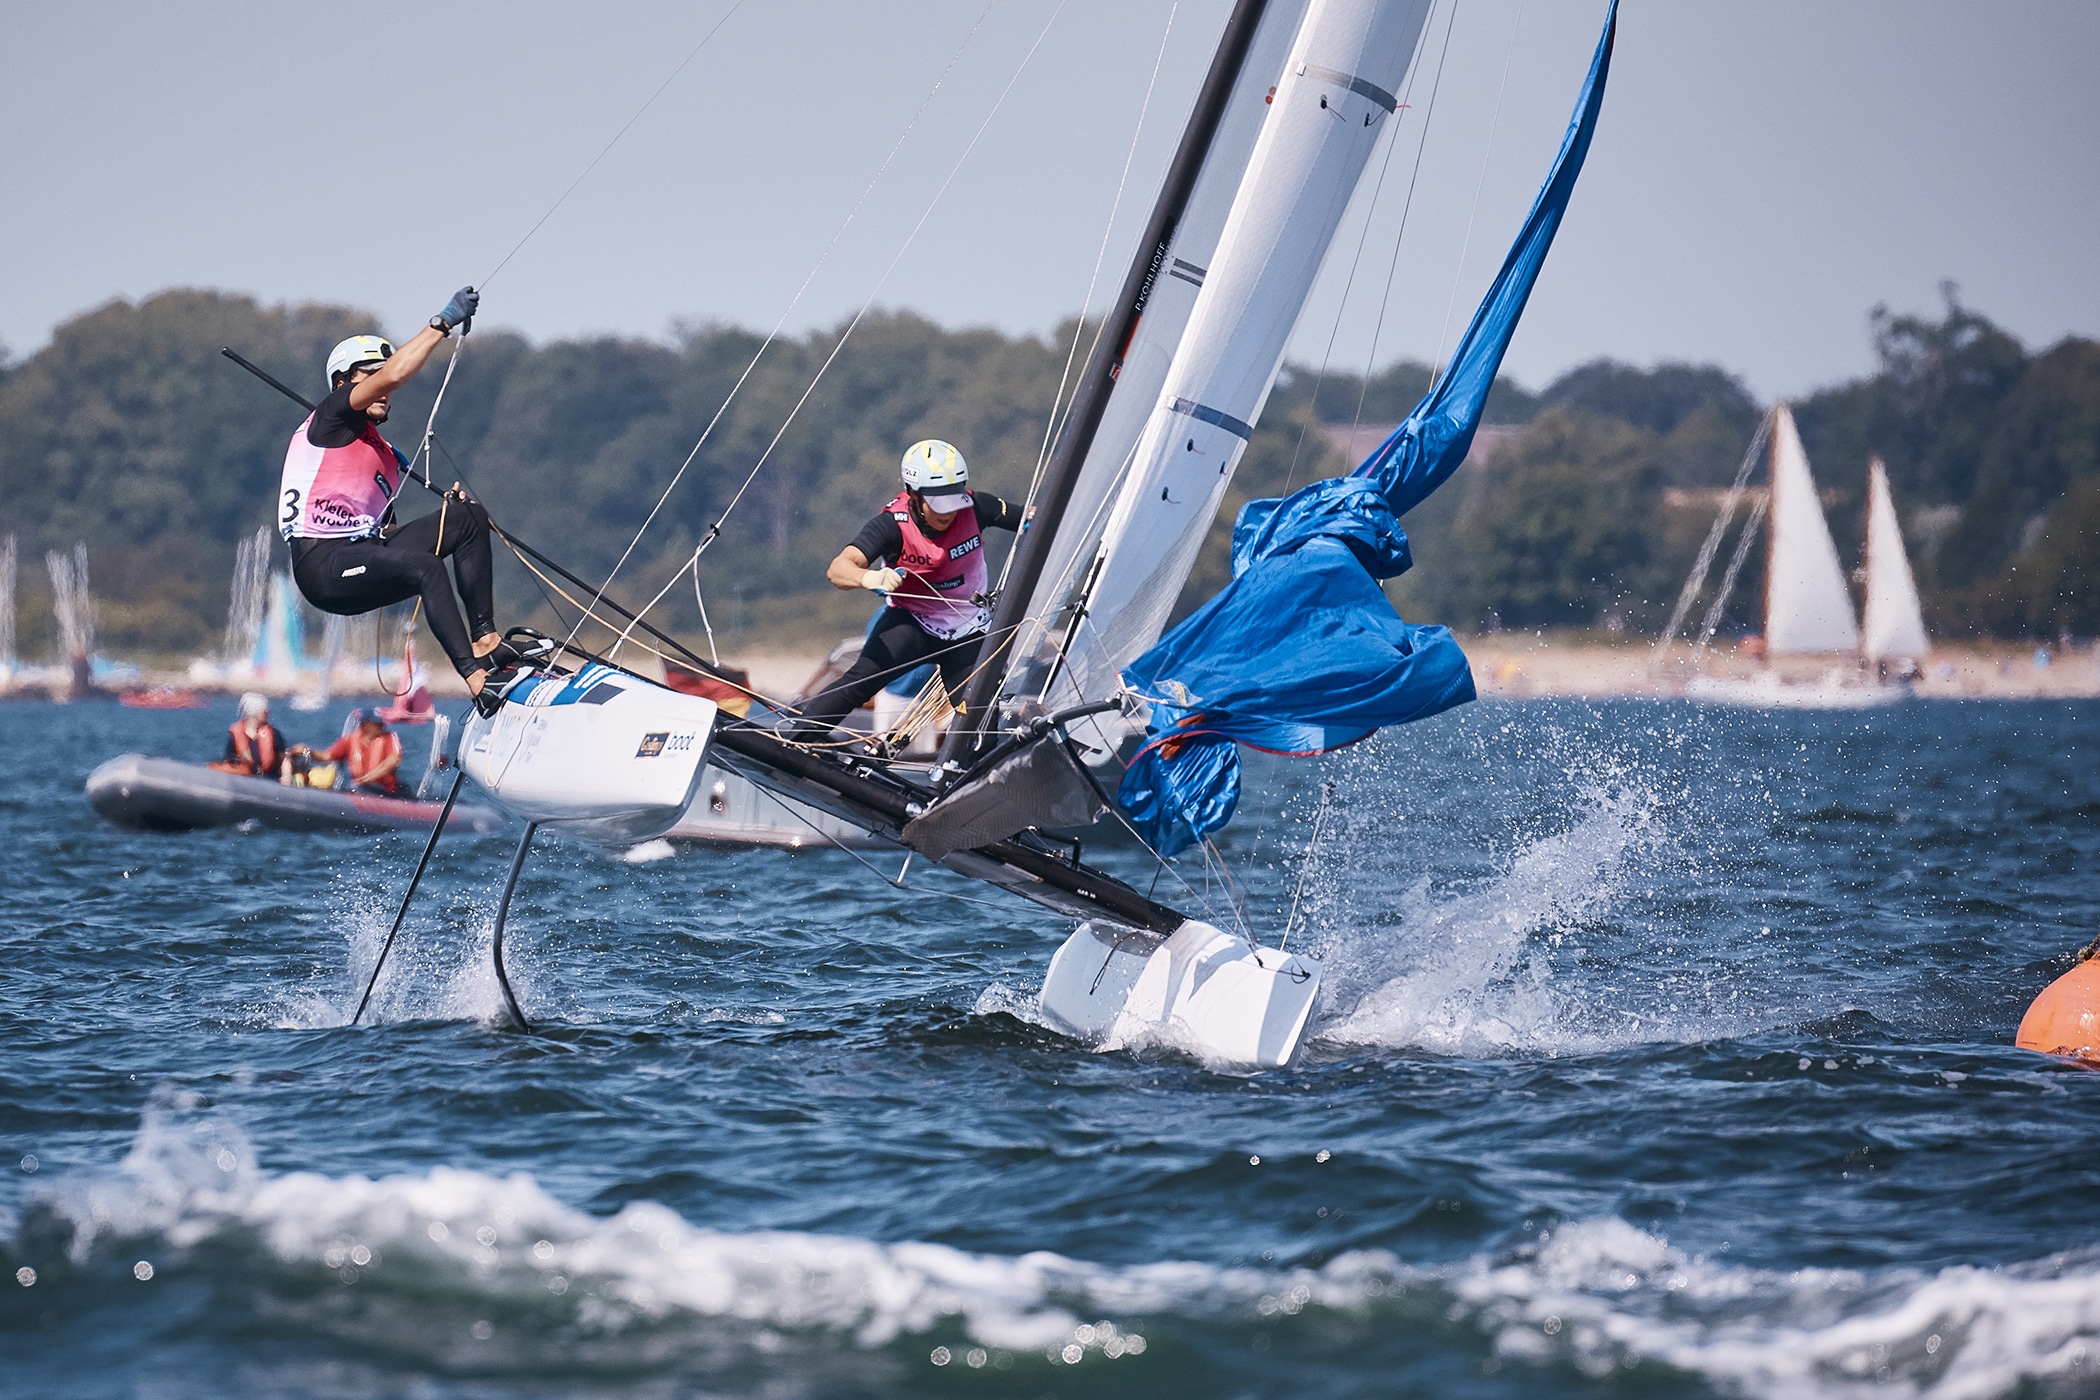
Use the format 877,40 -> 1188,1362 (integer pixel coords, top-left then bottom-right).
459,663 -> 718,844
671,767 -> 892,850
1685,671 -> 1908,710
1037,920 -> 1321,1069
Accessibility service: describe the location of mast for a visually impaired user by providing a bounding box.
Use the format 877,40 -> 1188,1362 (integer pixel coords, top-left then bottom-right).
943,0 -> 1274,764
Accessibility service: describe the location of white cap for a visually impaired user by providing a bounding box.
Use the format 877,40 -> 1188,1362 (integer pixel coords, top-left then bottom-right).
238,692 -> 269,718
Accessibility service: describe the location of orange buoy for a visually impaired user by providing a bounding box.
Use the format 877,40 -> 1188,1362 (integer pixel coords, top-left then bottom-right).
2016,956 -> 2100,1061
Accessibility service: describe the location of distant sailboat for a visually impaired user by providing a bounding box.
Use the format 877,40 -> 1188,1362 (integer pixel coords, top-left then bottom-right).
1684,406 -> 1918,708
1859,456 -> 1931,671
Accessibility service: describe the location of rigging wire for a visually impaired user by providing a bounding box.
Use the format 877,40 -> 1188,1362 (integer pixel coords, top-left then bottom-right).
609,0 -> 1073,652
1429,0 -> 1525,391
1241,2 -> 1456,885
569,0 -> 1012,658
478,0 -> 747,291
1277,0 -> 1444,496
1279,779 -> 1335,952
1349,0 -> 1463,438
1010,0 -> 1181,574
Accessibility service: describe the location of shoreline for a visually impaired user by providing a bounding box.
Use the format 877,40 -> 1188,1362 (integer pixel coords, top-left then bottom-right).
12,639 -> 2095,706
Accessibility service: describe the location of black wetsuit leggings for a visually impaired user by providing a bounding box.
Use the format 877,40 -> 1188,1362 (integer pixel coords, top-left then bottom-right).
291,499 -> 496,679
793,608 -> 983,737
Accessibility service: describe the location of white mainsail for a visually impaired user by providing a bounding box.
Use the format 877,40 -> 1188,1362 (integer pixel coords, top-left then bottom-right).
1764,404 -> 1859,654
1015,0 -> 1312,680
1015,0 -> 1434,709
1860,456 -> 1930,663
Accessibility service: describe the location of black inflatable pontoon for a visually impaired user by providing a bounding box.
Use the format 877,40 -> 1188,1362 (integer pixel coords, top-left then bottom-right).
86,753 -> 507,835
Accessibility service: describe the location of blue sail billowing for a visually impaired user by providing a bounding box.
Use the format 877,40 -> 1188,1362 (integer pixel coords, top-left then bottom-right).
1118,1 -> 1618,856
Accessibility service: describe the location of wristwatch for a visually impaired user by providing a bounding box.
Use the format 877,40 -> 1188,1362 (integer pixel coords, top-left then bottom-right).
429,315 -> 452,336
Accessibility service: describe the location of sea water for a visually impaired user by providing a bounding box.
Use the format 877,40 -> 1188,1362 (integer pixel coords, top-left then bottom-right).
1,695 -> 2096,1398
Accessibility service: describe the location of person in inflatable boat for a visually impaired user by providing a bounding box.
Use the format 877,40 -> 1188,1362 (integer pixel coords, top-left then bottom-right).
276,285 -> 538,715
793,439 -> 1028,742
210,692 -> 290,781
323,711 -> 405,796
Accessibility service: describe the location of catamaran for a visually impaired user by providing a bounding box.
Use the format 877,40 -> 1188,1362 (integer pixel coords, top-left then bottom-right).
1681,405 -> 1929,708
430,0 -> 1621,1065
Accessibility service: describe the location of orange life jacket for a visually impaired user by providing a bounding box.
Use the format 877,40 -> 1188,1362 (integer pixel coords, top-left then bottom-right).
227,721 -> 281,775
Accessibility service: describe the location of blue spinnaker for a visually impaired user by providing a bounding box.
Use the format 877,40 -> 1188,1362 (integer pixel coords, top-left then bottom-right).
1119,1 -> 1618,856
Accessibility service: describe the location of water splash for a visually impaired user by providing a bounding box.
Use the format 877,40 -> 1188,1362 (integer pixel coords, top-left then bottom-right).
1314,789 -> 1653,1054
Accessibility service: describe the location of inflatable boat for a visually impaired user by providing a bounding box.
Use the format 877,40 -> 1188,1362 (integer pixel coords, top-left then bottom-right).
85,753 -> 507,835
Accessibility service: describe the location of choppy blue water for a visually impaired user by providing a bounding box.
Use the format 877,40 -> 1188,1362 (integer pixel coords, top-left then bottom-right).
3,694 -> 2098,1398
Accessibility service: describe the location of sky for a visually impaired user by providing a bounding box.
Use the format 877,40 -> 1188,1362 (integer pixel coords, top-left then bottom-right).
3,0 -> 2096,401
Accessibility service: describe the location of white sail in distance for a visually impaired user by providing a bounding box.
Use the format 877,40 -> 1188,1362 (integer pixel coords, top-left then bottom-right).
1860,456 -> 1930,662
1021,0 -> 1435,708
1764,404 -> 1860,654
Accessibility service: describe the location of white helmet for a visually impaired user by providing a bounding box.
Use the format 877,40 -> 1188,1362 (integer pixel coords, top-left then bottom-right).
900,439 -> 971,510
326,334 -> 394,387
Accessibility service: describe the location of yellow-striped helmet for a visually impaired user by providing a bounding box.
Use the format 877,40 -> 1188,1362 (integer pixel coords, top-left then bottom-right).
900,439 -> 971,510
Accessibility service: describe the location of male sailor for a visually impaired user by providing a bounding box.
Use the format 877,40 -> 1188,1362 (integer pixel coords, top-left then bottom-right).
279,285 -> 520,708
794,439 -> 1026,740
209,692 -> 290,782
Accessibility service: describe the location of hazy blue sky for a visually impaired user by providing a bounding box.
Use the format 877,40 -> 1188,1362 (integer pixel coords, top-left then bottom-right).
4,0 -> 2095,399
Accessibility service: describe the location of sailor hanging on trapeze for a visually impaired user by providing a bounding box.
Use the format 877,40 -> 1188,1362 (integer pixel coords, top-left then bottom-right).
277,284 -> 536,710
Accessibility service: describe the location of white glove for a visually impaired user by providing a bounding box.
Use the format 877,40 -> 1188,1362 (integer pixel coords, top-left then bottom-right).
862,567 -> 905,593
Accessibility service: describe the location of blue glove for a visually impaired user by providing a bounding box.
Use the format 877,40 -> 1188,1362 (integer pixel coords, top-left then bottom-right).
435,286 -> 479,333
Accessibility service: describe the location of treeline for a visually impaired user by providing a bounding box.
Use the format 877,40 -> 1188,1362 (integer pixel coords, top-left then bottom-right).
0,287 -> 2093,660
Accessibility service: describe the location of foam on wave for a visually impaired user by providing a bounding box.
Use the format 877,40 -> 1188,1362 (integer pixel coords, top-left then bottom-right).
10,1102 -> 2100,1395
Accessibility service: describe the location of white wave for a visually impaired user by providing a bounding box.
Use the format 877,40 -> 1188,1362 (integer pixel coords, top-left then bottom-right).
1444,1216 -> 2100,1399
18,1108 -> 2100,1395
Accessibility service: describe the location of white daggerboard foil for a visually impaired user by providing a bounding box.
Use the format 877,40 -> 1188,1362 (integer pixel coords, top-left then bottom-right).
1764,404 -> 1860,655
459,662 -> 718,844
1861,457 -> 1930,663
1038,920 -> 1321,1069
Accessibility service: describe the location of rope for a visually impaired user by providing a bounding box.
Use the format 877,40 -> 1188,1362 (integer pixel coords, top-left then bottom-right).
1007,0 -> 1180,580
1350,0 -> 1461,438
478,0 -> 747,291
610,0 -> 1072,651
1279,779 -> 1335,952
1429,0 -> 1524,392
569,0 -> 1008,658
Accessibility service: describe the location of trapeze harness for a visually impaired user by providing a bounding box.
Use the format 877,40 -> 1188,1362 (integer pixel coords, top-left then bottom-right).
278,414 -> 401,542
879,490 -> 990,641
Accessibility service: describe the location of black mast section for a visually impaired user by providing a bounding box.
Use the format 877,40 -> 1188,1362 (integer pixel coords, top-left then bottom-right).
942,0 -> 1274,763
